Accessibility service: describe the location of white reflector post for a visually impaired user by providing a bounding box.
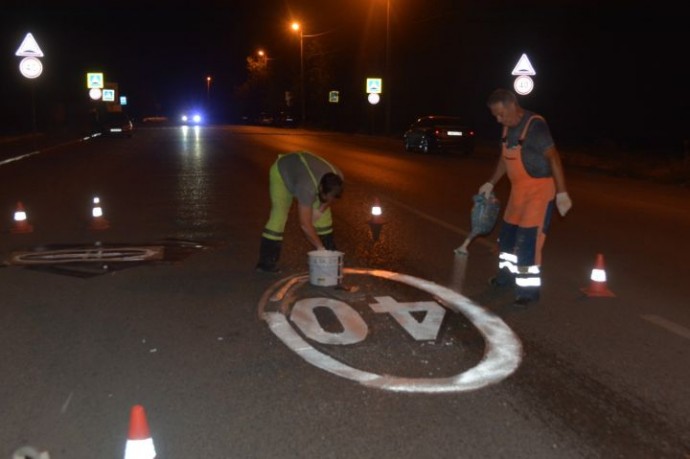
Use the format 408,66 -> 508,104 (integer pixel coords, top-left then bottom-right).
92,197 -> 103,218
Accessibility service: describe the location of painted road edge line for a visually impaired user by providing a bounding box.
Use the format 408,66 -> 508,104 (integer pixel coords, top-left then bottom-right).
640,314 -> 690,340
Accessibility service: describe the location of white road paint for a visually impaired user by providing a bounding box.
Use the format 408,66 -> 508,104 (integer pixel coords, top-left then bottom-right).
260,268 -> 522,393
641,314 -> 690,340
12,446 -> 50,459
380,195 -> 497,251
0,136 -> 93,168
291,298 -> 369,345
60,391 -> 73,414
0,151 -> 41,166
369,296 -> 446,341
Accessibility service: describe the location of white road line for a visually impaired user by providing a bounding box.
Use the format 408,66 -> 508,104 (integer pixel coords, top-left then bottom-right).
0,137 -> 91,167
640,314 -> 690,340
380,194 -> 497,250
0,151 -> 41,166
60,391 -> 74,414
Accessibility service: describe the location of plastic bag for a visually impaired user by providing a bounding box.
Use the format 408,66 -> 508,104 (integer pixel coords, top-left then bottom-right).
470,193 -> 501,236
455,193 -> 501,254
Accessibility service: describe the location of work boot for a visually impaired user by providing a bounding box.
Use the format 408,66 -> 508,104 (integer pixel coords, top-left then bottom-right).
256,237 -> 282,273
319,233 -> 337,251
488,267 -> 513,288
513,288 -> 539,308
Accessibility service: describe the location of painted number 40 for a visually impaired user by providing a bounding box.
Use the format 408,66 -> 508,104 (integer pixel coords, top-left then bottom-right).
289,296 -> 447,345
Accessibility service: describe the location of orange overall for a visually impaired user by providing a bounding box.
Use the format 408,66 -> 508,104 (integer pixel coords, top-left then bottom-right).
497,115 -> 555,300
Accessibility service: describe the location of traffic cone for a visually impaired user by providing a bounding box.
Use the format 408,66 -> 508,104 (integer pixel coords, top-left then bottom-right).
89,196 -> 110,230
581,253 -> 615,297
368,197 -> 385,242
124,405 -> 156,459
369,197 -> 384,225
11,201 -> 34,234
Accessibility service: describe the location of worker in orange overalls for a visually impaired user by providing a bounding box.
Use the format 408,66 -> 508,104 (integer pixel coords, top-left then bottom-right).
479,89 -> 572,307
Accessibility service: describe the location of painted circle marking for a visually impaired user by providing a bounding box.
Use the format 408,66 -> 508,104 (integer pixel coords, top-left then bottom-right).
259,268 -> 522,393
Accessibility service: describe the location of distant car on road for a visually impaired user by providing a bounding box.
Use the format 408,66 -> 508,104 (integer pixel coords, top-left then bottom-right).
98,111 -> 134,138
403,115 -> 475,154
180,111 -> 204,126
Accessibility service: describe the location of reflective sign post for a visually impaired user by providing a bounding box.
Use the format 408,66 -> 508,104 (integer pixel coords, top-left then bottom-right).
511,53 -> 536,96
16,33 -> 44,144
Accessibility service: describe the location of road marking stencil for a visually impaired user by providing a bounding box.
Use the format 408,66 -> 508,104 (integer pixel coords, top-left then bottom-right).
259,268 -> 523,393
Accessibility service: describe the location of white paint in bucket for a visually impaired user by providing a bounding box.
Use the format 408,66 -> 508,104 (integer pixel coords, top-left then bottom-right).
308,250 -> 344,287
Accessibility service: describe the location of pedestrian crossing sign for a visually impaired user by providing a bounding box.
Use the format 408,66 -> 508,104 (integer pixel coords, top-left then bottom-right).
366,78 -> 382,94
102,89 -> 115,102
87,72 -> 104,89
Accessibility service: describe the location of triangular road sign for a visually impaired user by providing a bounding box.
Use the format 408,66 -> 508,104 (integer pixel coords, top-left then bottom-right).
511,53 -> 535,76
16,33 -> 44,57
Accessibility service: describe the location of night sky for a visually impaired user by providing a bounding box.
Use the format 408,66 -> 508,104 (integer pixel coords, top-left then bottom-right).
1,1 -> 687,152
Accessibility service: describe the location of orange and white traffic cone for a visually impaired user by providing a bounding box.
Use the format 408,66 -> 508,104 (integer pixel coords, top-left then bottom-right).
124,405 -> 156,459
89,196 -> 110,230
11,201 -> 34,234
581,253 -> 615,297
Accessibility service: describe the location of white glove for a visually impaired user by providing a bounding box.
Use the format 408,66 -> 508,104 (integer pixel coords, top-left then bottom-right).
478,182 -> 494,198
556,192 -> 572,217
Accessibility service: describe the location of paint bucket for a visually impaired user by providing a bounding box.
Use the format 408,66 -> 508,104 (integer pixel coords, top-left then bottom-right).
308,250 -> 344,287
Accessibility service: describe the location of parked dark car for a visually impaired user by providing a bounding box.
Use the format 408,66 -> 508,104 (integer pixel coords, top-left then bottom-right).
275,111 -> 297,128
98,111 -> 134,138
403,115 -> 475,154
256,112 -> 274,126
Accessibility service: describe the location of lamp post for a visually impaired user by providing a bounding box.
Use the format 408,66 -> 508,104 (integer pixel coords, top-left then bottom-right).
385,0 -> 391,135
291,22 -> 305,125
206,76 -> 212,102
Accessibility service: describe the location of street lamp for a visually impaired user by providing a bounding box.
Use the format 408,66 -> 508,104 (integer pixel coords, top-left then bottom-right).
385,0 -> 391,135
291,22 -> 305,125
206,76 -> 212,102
256,49 -> 270,68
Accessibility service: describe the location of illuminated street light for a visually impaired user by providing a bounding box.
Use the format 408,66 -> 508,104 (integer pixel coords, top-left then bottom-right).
291,21 -> 305,125
206,75 -> 212,102
290,22 -> 333,125
256,49 -> 271,66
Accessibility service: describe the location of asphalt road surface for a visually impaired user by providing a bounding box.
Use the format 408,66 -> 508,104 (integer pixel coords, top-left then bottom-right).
1,125 -> 688,458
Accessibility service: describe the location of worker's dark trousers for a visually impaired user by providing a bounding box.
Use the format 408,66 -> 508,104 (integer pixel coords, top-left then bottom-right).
256,237 -> 282,272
